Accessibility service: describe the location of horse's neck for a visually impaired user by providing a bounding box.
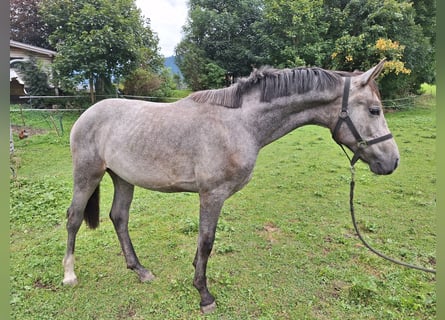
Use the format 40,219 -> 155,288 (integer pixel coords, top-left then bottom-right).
244,91 -> 341,148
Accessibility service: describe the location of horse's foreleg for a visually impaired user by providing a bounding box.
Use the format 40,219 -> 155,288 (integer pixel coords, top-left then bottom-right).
108,171 -> 155,282
193,192 -> 225,313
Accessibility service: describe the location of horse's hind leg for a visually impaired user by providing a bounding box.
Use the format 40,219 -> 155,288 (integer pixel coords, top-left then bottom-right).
63,172 -> 103,285
108,170 -> 155,282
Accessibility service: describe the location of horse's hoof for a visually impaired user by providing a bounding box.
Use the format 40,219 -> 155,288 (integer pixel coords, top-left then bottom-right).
62,276 -> 78,286
200,301 -> 217,314
139,271 -> 155,282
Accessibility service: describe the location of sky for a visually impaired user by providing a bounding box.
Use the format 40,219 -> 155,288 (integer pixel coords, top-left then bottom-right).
135,0 -> 189,57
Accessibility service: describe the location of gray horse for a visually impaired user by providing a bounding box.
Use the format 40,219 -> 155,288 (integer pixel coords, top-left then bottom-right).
62,60 -> 399,313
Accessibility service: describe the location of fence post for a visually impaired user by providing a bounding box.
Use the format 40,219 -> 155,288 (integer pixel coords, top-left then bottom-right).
10,124 -> 14,154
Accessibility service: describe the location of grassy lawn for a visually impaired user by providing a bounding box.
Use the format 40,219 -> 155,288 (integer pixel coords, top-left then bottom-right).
10,95 -> 436,319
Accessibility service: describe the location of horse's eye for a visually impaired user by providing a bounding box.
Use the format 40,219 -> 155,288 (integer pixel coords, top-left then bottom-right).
369,107 -> 381,116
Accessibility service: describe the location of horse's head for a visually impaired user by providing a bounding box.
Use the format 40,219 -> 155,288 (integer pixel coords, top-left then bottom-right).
332,60 -> 400,175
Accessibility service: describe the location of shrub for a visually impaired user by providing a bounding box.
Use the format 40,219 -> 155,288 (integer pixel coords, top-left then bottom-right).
122,68 -> 162,97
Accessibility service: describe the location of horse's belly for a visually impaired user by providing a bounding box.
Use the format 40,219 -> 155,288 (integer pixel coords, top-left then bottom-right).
108,161 -> 199,193
137,176 -> 199,193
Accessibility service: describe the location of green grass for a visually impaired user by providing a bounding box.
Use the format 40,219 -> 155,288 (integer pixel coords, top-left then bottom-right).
420,83 -> 436,96
10,96 -> 436,319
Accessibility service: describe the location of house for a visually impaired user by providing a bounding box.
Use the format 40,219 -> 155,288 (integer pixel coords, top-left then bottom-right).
10,40 -> 57,103
10,40 -> 56,64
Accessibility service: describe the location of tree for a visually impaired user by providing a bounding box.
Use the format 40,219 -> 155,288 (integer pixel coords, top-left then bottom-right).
259,0 -> 328,67
176,0 -> 264,89
15,56 -> 54,107
175,41 -> 203,90
122,67 -> 177,97
39,0 -> 162,103
324,0 -> 434,96
175,41 -> 227,90
412,0 -> 436,47
123,68 -> 162,96
406,0 -> 436,85
177,0 -> 435,98
10,0 -> 53,49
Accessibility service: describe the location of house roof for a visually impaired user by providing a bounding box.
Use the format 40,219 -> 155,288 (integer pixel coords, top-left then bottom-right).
10,69 -> 25,84
10,40 -> 56,58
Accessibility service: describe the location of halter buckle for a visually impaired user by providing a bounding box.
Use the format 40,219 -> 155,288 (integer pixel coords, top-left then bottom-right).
339,110 -> 349,119
357,140 -> 368,148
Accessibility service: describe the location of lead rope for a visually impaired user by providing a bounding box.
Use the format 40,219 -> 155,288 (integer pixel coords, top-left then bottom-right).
347,159 -> 436,274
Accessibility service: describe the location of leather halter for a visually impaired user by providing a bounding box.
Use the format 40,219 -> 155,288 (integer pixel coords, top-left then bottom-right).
332,77 -> 393,165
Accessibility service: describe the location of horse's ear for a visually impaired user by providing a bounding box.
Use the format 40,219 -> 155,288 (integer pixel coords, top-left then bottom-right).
360,59 -> 386,86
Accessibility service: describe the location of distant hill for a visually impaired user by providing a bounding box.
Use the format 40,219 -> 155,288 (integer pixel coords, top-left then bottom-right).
164,56 -> 182,78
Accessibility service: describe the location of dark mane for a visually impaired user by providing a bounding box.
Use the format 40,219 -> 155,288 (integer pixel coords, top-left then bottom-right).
190,66 -> 343,108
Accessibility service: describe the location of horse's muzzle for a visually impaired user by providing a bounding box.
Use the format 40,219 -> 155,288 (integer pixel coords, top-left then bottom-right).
370,157 -> 399,175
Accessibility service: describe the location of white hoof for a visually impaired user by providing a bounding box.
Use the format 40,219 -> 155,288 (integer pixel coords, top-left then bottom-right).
62,255 -> 77,286
62,275 -> 78,286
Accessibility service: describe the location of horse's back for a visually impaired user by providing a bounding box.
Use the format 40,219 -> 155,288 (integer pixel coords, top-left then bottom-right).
73,98 -> 170,129
71,98 -> 185,147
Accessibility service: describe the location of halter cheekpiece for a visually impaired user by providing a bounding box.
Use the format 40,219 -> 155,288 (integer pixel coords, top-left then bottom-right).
332,77 -> 393,165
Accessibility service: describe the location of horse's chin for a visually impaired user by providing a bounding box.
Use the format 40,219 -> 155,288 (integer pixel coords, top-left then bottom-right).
369,159 -> 399,175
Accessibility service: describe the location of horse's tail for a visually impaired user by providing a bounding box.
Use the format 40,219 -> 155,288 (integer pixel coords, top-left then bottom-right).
84,186 -> 100,229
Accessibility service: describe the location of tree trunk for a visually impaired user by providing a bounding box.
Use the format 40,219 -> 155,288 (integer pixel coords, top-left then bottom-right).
89,76 -> 95,104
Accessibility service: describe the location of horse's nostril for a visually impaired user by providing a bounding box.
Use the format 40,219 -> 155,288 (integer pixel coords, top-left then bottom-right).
394,158 -> 399,170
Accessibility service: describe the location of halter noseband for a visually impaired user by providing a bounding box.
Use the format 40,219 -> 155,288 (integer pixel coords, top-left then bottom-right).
332,77 -> 393,166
